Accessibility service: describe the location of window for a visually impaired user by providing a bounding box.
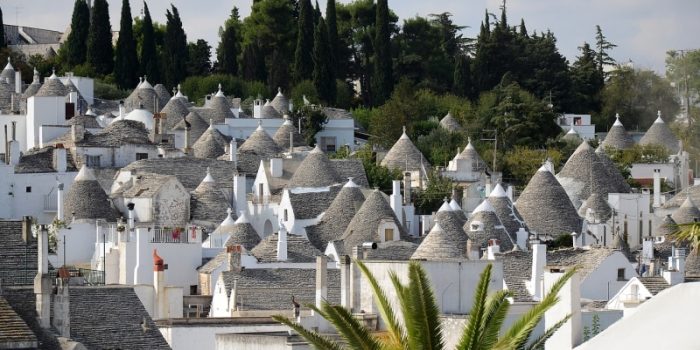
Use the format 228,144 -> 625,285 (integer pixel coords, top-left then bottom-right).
639,220 -> 643,244
258,183 -> 264,197
648,220 -> 652,236
384,228 -> 394,242
320,136 -> 336,152
85,155 -> 100,167
25,186 -> 31,193
617,268 -> 626,281
284,209 -> 288,222
136,153 -> 149,161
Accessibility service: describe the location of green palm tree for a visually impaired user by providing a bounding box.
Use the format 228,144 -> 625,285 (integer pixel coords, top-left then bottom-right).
273,260 -> 577,350
670,222 -> 700,249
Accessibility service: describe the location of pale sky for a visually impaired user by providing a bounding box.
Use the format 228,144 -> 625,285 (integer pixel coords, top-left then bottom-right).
3,0 -> 699,74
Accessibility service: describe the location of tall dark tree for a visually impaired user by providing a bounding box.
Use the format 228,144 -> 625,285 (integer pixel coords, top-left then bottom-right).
453,54 -> 473,99
472,6 -> 519,93
162,5 -> 188,88
241,42 -> 266,82
216,6 -> 242,75
293,0 -> 314,82
570,42 -> 604,115
268,48 -> 290,91
0,6 -> 5,49
139,1 -> 160,83
372,0 -> 393,106
313,17 -> 335,104
325,0 -> 339,79
114,0 -> 139,89
86,0 -> 114,75
313,1 -> 322,25
60,0 -> 90,67
186,39 -> 211,76
520,31 -> 573,112
595,25 -> 617,76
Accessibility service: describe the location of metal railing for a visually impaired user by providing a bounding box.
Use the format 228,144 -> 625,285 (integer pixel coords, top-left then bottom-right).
151,227 -> 190,243
44,193 -> 57,211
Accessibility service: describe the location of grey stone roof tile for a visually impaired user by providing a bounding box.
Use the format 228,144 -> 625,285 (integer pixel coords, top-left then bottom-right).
601,116 -> 634,150
365,240 -> 419,260
15,146 -> 78,174
671,197 -> 700,224
289,146 -> 341,188
639,114 -> 680,153
193,126 -> 232,159
160,98 -> 191,131
35,75 -> 68,97
65,166 -> 119,221
464,200 -> 515,253
380,130 -> 430,173
289,187 -> 340,220
79,120 -> 153,147
412,210 -> 468,260
0,295 -> 37,348
3,287 -> 61,349
122,158 -> 237,191
251,233 -> 324,263
0,221 -> 37,286
173,111 -> 209,143
273,118 -> 305,149
439,112 -> 463,132
306,181 -> 366,251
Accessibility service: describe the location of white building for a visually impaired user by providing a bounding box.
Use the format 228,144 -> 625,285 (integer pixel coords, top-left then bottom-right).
558,114 -> 596,140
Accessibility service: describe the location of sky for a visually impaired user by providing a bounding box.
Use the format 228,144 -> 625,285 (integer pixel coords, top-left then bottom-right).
3,0 -> 699,74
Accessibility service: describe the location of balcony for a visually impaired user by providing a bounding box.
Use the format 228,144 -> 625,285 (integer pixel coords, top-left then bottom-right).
44,193 -> 57,212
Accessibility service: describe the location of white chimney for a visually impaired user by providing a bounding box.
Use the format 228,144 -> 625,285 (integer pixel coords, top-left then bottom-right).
34,223 -> 51,328
663,247 -> 686,285
506,185 -> 514,201
484,182 -> 492,197
653,169 -> 661,208
543,268 -> 582,350
118,102 -> 125,119
289,131 -> 294,153
390,180 -> 403,224
270,158 -> 283,178
315,255 -> 328,309
57,182 -> 65,221
571,232 -> 579,249
15,71 -> 21,94
127,202 -> 135,230
486,239 -> 501,260
8,121 -> 19,166
530,243 -> 547,301
229,139 -> 237,163
233,174 -> 247,215
253,99 -> 262,118
53,146 -> 67,172
516,228 -> 528,251
153,249 -> 167,319
403,172 -> 412,204
277,222 -> 288,261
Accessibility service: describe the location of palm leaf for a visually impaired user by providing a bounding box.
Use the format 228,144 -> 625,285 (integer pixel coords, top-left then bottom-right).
494,267 -> 578,349
355,260 -> 407,349
522,314 -> 572,350
477,290 -> 512,350
670,222 -> 700,250
403,261 -> 444,350
311,302 -> 383,350
456,263 -> 493,350
272,314 -> 344,350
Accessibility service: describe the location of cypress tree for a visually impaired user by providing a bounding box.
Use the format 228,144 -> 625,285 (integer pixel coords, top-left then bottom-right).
372,0 -> 393,106
313,17 -> 335,104
163,5 -> 188,88
313,1 -> 321,25
140,1 -> 160,83
325,0 -> 338,79
114,0 -> 139,89
293,0 -> 314,83
61,0 -> 90,67
242,42 -> 266,82
217,6 -> 241,75
268,48 -> 290,92
453,54 -> 473,99
86,0 -> 114,75
595,25 -> 617,76
0,7 -> 6,49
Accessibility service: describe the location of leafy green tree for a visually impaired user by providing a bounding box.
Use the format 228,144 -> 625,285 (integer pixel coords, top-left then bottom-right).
520,31 -> 573,112
395,16 -> 452,92
139,1 -> 160,83
413,170 -> 455,213
163,5 -> 188,88
186,39 -> 211,76
274,261 -> 576,350
291,79 -> 319,107
600,67 -> 679,131
243,0 -> 296,83
570,42 -> 604,115
289,105 -> 328,146
60,0 -> 90,68
472,7 -> 520,93
216,6 -> 242,75
293,0 -> 314,82
594,25 -> 617,76
353,144 -> 402,192
369,79 -> 420,148
666,49 -> 700,126
114,0 -> 139,89
453,54 -> 474,98
326,0 -> 339,79
416,126 -> 467,168
372,0 -> 393,105
86,0 -> 114,75
313,17 -> 336,104
503,146 -> 564,187
241,42 -> 266,82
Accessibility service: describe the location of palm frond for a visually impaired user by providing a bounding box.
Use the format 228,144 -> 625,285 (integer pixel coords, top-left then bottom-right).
456,263 -> 493,350
355,260 -> 407,349
403,261 -> 444,350
272,314 -> 344,350
670,222 -> 700,250
477,290 -> 512,350
522,314 -> 572,350
495,267 -> 578,349
312,302 -> 383,350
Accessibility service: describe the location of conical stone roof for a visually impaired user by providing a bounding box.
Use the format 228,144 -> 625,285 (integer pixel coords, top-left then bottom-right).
463,199 -> 514,252
193,124 -> 231,159
64,165 -> 118,221
412,205 -> 469,260
457,138 -> 488,172
0,58 -> 14,86
173,111 -> 209,143
515,165 -> 582,238
270,88 -> 290,114
261,100 -> 282,118
23,69 -> 42,98
612,232 -> 631,260
671,197 -> 700,224
578,192 -> 612,223
601,114 -> 634,150
340,189 -> 407,251
190,169 -> 231,224
439,112 -> 462,132
685,247 -> 700,276
0,79 -> 12,112
488,183 -> 527,238
306,178 -> 366,251
222,212 -> 261,251
595,148 -> 631,194
654,215 -> 677,236
273,116 -> 304,149
153,84 -> 171,110
35,72 -> 68,97
124,77 -> 158,113
639,112 -> 680,154
289,146 -> 340,188
208,85 -> 235,122
239,124 -> 283,155
561,128 -> 582,143
380,127 -> 431,173
160,98 -> 191,131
